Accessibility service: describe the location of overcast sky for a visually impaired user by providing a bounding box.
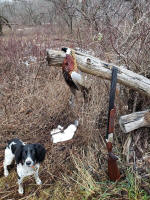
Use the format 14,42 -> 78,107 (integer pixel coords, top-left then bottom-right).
0,0 -> 13,2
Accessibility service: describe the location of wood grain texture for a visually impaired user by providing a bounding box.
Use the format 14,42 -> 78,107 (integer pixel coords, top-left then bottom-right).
119,110 -> 150,133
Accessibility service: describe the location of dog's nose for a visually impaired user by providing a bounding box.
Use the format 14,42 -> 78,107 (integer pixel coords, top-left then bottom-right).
26,161 -> 31,166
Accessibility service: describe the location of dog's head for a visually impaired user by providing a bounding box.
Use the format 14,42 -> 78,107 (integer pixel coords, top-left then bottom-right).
15,143 -> 46,167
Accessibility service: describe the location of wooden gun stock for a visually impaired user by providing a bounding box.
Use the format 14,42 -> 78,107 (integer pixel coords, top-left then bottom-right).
106,142 -> 120,181
108,154 -> 120,181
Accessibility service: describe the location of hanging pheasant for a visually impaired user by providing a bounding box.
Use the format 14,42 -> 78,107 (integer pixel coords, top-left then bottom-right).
62,47 -> 89,105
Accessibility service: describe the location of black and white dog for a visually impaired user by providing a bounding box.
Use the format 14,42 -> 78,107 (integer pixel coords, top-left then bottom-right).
3,138 -> 46,194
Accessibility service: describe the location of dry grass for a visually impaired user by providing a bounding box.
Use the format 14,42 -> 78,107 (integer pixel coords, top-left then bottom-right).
0,25 -> 150,200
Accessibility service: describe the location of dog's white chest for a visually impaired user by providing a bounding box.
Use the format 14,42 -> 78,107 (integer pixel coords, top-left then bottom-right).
17,163 -> 39,178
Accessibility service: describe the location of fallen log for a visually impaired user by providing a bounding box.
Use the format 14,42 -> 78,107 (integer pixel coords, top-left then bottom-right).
119,110 -> 150,133
46,49 -> 150,97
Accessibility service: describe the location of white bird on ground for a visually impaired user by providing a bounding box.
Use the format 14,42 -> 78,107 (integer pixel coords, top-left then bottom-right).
50,120 -> 79,143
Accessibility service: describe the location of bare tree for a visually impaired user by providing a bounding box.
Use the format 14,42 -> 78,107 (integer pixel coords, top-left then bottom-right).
47,0 -> 79,33
0,0 -> 52,26
0,15 -> 11,35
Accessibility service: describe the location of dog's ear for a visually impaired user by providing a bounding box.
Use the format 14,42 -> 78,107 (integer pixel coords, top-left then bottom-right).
34,144 -> 46,163
15,145 -> 23,164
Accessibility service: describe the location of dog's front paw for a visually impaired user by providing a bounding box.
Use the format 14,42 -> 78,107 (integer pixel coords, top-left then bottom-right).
36,178 -> 42,185
4,170 -> 9,177
18,186 -> 24,195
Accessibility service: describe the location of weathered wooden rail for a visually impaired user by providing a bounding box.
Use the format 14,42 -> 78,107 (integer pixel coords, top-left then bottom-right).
119,110 -> 150,133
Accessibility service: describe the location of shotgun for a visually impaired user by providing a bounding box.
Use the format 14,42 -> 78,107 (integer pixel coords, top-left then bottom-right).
106,67 -> 120,181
